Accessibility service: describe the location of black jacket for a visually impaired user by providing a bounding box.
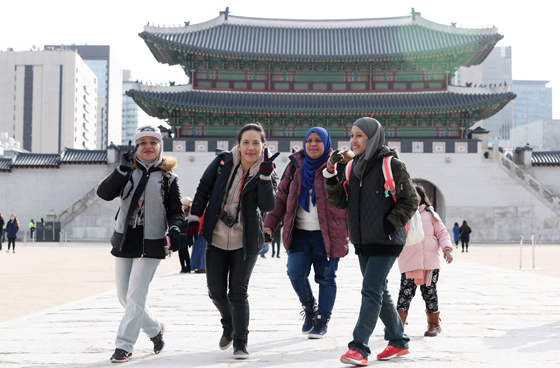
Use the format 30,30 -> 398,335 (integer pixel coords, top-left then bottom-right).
191,151 -> 278,260
326,147 -> 418,257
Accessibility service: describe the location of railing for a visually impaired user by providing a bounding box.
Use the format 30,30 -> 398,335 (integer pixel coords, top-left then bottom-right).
498,152 -> 560,216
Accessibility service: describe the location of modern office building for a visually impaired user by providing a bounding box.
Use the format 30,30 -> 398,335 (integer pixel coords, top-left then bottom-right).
455,46 -> 513,146
121,70 -> 141,144
512,80 -> 552,128
44,45 -> 122,149
511,119 -> 560,151
0,50 -> 98,153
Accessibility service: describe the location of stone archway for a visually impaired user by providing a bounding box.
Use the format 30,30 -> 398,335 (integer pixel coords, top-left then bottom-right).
412,179 -> 446,222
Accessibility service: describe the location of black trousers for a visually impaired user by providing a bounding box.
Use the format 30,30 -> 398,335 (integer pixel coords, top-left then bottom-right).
397,269 -> 440,314
206,244 -> 258,338
178,239 -> 191,272
7,238 -> 16,251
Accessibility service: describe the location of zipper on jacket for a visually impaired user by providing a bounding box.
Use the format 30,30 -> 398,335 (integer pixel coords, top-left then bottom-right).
140,172 -> 150,259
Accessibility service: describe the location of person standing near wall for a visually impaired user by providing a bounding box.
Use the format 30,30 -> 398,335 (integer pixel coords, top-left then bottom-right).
460,221 -> 472,252
396,184 -> 453,337
179,197 -> 193,273
264,127 -> 349,339
325,117 -> 418,366
452,222 -> 460,249
29,219 -> 36,240
6,214 -> 19,253
96,125 -> 184,363
189,123 -> 278,359
0,214 -> 4,251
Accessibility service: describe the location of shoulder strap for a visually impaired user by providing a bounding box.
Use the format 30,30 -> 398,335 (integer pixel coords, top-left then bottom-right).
116,172 -> 150,250
343,160 -> 353,199
382,156 -> 397,203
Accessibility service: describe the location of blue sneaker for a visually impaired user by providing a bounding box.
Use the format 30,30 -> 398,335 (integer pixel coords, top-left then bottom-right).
308,315 -> 329,339
300,304 -> 317,334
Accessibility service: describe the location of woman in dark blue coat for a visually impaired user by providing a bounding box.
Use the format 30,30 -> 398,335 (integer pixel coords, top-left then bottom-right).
6,214 -> 19,253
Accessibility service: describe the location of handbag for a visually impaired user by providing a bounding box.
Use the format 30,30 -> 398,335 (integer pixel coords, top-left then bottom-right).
381,156 -> 424,246
111,170 -> 150,252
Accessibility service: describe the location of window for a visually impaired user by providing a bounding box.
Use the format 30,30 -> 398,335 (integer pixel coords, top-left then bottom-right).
197,81 -> 212,88
251,82 -> 265,89
351,83 -> 366,90
233,82 -> 248,89
411,82 -> 424,89
216,81 -> 230,89
274,82 -> 290,90
313,83 -> 328,90
375,83 -> 389,90
294,83 -> 309,90
428,82 -> 443,89
332,83 -> 347,91
393,83 -> 407,90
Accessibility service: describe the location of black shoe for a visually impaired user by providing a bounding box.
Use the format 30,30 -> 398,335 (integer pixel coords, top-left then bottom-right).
308,314 -> 329,339
219,329 -> 233,350
111,348 -> 132,363
150,324 -> 165,354
300,302 -> 318,334
232,336 -> 249,359
276,255 -> 280,258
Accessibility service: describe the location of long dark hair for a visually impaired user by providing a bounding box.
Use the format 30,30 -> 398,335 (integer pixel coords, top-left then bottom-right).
415,183 -> 432,207
237,123 -> 266,143
460,220 -> 470,232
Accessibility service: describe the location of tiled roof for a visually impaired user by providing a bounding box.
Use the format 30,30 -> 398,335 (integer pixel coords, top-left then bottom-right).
532,151 -> 560,166
0,158 -> 12,172
60,148 -> 107,163
141,15 -> 502,62
12,152 -> 60,167
127,89 -> 516,117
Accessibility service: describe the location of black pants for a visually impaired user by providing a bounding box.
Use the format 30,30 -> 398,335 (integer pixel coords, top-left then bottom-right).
397,269 -> 440,314
7,238 -> 16,251
206,244 -> 258,338
462,240 -> 469,251
271,229 -> 281,256
178,239 -> 191,272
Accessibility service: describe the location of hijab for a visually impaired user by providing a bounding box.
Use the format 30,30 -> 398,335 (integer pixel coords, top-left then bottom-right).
134,141 -> 163,171
352,117 -> 385,181
298,127 -> 331,212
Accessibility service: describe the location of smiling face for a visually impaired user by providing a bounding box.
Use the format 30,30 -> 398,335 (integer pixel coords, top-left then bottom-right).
137,137 -> 161,161
237,130 -> 265,168
350,126 -> 369,156
305,132 -> 325,160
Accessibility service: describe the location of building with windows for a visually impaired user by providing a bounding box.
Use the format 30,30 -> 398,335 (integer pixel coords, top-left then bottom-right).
0,50 -> 98,153
455,46 -> 513,146
121,70 -> 141,144
512,80 -> 552,129
44,45 -> 122,149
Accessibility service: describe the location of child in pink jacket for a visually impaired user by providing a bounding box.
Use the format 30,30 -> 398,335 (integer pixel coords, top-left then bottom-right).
396,184 -> 453,337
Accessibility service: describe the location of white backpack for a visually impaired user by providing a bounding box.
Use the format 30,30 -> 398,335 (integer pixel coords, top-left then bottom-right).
381,156 -> 424,246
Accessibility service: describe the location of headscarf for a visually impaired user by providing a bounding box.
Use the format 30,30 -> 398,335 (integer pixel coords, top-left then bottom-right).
352,117 -> 385,180
298,127 -> 331,212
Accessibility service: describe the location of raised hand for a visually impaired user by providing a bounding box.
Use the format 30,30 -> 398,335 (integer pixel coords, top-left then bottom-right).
121,141 -> 139,169
327,149 -> 344,173
259,148 -> 280,176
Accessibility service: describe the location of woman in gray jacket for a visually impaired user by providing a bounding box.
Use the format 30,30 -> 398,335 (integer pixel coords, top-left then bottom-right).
97,125 -> 184,363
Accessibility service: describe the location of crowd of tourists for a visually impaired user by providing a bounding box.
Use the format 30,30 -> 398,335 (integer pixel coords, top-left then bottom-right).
96,120 -> 459,366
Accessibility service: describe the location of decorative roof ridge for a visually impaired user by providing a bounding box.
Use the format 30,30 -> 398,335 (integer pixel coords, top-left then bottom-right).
143,13 -> 498,35
447,85 -> 512,95
126,84 -> 192,93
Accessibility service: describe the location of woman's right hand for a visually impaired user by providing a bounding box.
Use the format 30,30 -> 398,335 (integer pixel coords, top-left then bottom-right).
264,227 -> 273,244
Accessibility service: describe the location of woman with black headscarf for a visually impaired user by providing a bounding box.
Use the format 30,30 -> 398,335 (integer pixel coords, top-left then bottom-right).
324,117 -> 419,366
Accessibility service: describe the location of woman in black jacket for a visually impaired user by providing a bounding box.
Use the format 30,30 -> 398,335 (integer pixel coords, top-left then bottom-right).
325,117 -> 418,366
97,125 -> 184,363
460,220 -> 472,252
188,123 -> 278,359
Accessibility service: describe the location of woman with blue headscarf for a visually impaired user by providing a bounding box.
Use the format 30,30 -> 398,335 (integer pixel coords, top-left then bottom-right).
264,127 -> 349,339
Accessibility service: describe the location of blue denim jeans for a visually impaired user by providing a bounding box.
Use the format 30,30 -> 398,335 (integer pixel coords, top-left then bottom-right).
348,255 -> 410,358
287,228 -> 340,319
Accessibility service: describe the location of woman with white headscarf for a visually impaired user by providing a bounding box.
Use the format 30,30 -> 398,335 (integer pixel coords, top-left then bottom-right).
324,117 -> 419,366
97,125 -> 184,363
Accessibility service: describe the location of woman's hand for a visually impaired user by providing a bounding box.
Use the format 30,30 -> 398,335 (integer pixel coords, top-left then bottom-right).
264,227 -> 273,244
259,148 -> 280,176
443,249 -> 453,264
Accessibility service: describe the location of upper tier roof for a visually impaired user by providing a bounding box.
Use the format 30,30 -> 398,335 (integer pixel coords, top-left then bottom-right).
140,13 -> 502,63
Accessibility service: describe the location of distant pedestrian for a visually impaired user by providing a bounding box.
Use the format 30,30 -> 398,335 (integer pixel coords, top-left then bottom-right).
271,221 -> 282,258
189,123 -> 278,359
397,184 -> 453,337
460,220 -> 472,252
325,118 -> 418,365
260,213 -> 270,258
6,214 -> 19,253
179,197 -> 193,273
265,127 -> 349,339
0,214 -> 4,251
96,125 -> 184,363
29,219 -> 36,240
453,222 -> 460,249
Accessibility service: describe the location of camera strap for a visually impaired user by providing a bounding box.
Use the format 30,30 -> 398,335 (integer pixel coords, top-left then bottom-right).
223,162 -> 249,223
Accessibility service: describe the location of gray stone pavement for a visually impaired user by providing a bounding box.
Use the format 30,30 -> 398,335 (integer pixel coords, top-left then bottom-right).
1,244 -> 560,367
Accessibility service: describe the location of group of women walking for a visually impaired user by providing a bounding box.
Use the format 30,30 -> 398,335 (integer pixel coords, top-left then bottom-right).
97,119 -> 457,365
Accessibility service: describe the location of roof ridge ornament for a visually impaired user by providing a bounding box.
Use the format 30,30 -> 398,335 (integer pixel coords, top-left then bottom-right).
220,7 -> 230,21
410,8 -> 421,21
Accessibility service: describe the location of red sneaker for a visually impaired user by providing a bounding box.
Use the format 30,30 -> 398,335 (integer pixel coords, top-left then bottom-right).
340,349 -> 368,366
376,345 -> 409,361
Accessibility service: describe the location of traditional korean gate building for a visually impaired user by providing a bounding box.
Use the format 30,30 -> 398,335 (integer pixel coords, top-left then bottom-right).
120,10 -> 559,241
